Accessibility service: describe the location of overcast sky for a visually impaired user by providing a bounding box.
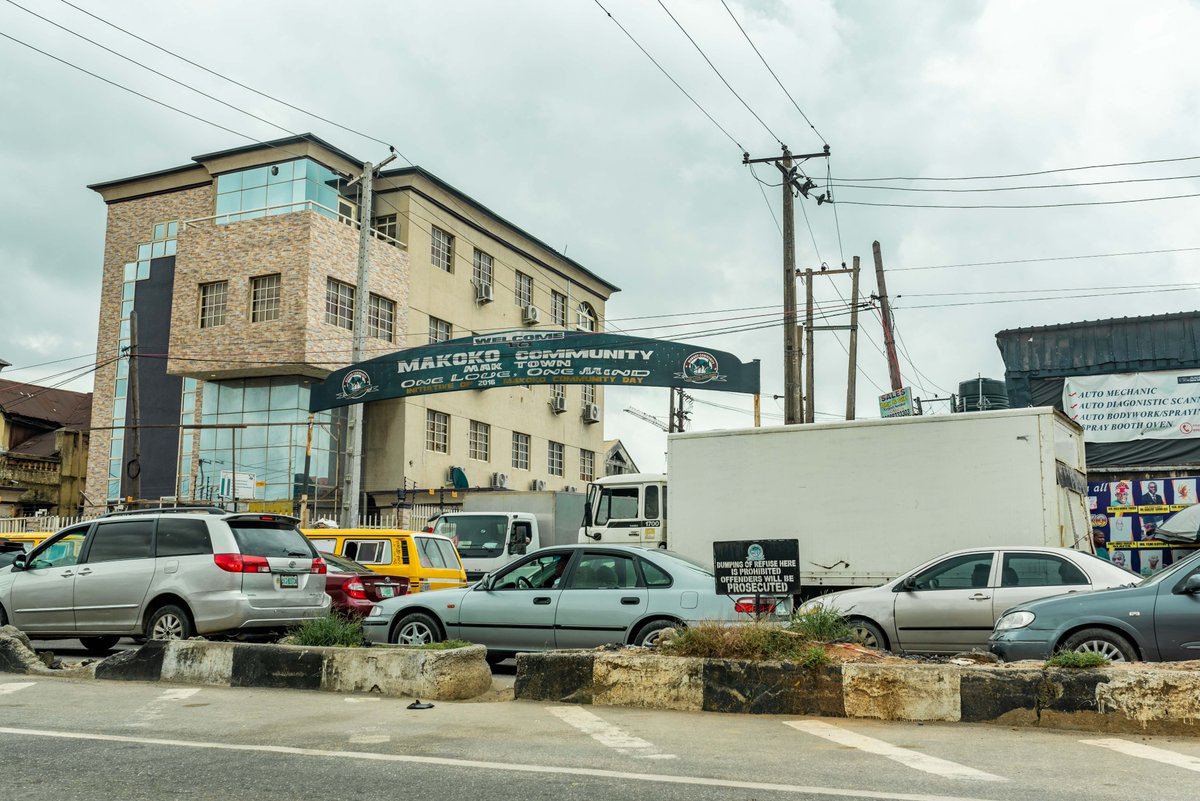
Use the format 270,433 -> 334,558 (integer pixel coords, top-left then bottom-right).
2,0 -> 1198,472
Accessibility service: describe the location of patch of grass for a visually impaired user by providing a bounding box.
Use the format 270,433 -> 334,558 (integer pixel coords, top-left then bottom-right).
797,645 -> 830,670
412,639 -> 472,651
1045,650 -> 1110,669
789,605 -> 851,642
289,614 -> 367,648
660,621 -> 815,661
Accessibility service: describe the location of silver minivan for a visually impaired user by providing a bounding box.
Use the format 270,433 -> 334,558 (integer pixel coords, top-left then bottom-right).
0,509 -> 331,653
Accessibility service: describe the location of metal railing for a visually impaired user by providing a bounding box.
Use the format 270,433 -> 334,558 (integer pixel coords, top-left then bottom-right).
0,514 -> 93,534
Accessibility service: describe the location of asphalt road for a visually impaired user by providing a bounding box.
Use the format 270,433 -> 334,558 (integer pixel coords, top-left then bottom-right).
2,675 -> 1199,801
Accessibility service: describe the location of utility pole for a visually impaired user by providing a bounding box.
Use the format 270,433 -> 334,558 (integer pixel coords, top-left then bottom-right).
804,268 -> 815,423
299,413 -> 314,527
872,241 -> 903,391
668,387 -> 677,434
126,311 -> 141,507
743,145 -> 831,425
846,256 -> 861,420
342,149 -> 398,528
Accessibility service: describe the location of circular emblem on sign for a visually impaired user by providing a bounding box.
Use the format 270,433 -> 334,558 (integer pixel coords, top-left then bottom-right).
341,369 -> 374,400
746,543 -> 765,561
682,351 -> 719,383
1090,513 -> 1108,528
1182,422 -> 1196,435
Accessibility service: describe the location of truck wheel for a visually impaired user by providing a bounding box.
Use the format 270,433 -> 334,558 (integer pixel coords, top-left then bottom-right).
79,636 -> 121,654
1060,628 -> 1136,662
849,619 -> 889,651
632,619 -> 679,647
391,612 -> 441,646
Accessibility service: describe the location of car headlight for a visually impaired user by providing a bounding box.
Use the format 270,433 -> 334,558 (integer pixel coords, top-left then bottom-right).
367,606 -> 383,617
994,610 -> 1035,631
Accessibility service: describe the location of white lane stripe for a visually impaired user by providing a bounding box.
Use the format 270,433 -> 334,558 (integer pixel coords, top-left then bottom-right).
160,689 -> 200,702
1082,738 -> 1200,773
0,683 -> 36,695
785,720 -> 1005,783
548,706 -> 675,759
0,725 -> 1005,801
125,688 -> 201,728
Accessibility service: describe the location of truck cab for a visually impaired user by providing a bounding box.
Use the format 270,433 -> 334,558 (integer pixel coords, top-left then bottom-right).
579,473 -> 668,548
433,512 -> 538,582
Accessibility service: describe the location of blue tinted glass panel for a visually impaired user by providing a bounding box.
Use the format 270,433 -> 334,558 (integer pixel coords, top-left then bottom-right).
167,221 -> 178,237
242,425 -> 267,449
137,262 -> 150,280
266,182 -> 292,208
269,380 -> 302,410
107,479 -> 121,499
241,166 -> 268,189
124,263 -> 137,281
119,320 -> 130,339
241,186 -> 267,212
121,300 -> 133,317
138,243 -> 152,260
111,429 -> 124,443
305,159 -> 320,183
182,393 -> 196,414
116,360 -> 128,379
268,161 -> 295,183
243,383 -> 270,412
267,423 -> 292,447
216,192 -> 241,216
292,181 -> 307,203
317,184 -> 338,212
109,459 -> 121,479
152,241 -> 166,258
202,381 -> 218,408
217,383 -> 243,414
123,283 -> 134,301
114,378 -> 127,398
179,477 -> 191,497
165,240 -> 177,256
199,428 -> 216,450
217,172 -> 243,193
154,224 -> 166,240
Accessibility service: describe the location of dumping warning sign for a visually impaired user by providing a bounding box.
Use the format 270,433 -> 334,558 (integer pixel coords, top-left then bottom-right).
713,539 -> 800,595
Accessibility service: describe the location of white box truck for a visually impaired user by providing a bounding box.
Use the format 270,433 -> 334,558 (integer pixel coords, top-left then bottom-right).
434,491 -> 584,581
579,408 -> 1091,597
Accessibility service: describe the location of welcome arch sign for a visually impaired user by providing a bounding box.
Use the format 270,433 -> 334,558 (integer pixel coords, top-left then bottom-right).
309,330 -> 760,411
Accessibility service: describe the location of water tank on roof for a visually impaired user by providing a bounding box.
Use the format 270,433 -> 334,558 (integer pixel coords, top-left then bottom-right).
956,377 -> 1009,413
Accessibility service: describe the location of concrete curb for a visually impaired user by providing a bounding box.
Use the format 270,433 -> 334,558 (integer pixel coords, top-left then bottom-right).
2,633 -> 492,701
515,651 -> 1200,735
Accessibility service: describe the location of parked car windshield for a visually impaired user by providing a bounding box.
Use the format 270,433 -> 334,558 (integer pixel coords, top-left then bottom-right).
435,515 -> 506,558
321,551 -> 369,573
229,522 -> 316,558
1134,547 -> 1200,587
657,550 -> 714,577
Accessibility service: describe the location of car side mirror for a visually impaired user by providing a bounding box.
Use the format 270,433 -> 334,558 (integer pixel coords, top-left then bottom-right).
477,575 -> 493,591
10,553 -> 27,571
896,576 -> 915,592
1177,574 -> 1200,595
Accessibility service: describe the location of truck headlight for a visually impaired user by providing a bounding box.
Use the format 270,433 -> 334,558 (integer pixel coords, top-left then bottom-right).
994,611 -> 1035,631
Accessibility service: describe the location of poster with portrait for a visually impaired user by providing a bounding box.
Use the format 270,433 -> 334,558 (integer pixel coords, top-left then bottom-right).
1087,476 -> 1200,574
1109,517 -> 1133,542
1110,480 -> 1135,507
1173,478 -> 1197,506
1139,550 -> 1164,576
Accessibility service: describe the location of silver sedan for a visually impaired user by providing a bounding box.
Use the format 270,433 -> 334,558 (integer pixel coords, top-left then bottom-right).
799,546 -> 1136,655
363,544 -> 776,660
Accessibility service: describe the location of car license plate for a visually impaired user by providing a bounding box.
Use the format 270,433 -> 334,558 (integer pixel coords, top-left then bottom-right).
379,585 -> 396,598
279,574 -> 299,588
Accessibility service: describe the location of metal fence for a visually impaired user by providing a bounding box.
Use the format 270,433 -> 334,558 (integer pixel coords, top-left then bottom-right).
0,515 -> 93,534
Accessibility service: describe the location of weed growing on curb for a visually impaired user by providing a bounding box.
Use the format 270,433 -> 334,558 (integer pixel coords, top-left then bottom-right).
789,605 -> 851,642
797,645 -> 830,669
290,615 -> 367,648
660,621 -> 816,660
1045,651 -> 1110,669
412,640 -> 472,651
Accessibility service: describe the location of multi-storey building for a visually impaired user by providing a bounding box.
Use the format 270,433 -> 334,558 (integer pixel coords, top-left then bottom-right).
85,134 -> 618,517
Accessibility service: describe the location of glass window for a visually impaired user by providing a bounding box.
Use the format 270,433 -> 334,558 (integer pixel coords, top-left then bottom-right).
551,384 -> 565,403
1001,554 -> 1088,587
267,160 -> 294,183
368,294 -> 395,342
343,540 -> 388,564
229,523 -> 315,558
426,409 -> 449,453
512,432 -> 530,470
580,449 -> 595,482
416,536 -> 450,569
581,384 -> 596,407
472,249 -> 493,289
640,559 -> 673,587
437,515 -> 507,559
569,552 -> 639,589
217,171 -> 243,193
434,539 -> 460,570
910,553 -> 994,591
576,302 -> 597,332
325,278 -> 355,329
241,166 -> 269,189
551,291 -> 567,327
250,274 -> 281,323
243,383 -> 270,413
645,485 -> 659,518
155,519 -> 212,557
548,441 -> 564,477
199,281 -> 228,328
492,552 -> 570,590
595,487 -> 639,525
373,214 -> 399,245
469,420 -> 490,461
431,226 -> 454,272
428,316 -> 452,344
515,272 -> 533,306
28,529 -> 89,570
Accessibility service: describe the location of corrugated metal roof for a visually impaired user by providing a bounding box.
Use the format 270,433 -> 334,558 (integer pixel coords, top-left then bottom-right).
0,379 -> 92,428
995,311 -> 1200,375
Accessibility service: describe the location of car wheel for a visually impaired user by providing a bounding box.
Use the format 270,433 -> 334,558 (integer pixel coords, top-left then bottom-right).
79,636 -> 121,654
848,618 -> 889,651
1060,628 -> 1137,662
632,619 -> 680,647
146,604 -> 194,641
391,612 -> 441,646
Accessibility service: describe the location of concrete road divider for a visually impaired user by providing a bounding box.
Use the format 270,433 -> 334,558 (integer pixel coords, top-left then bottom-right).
515,650 -> 1200,736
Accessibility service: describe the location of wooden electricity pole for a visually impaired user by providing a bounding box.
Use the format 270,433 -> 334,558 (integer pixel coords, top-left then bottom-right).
873,241 -> 903,391
846,256 -> 861,420
804,268 -> 815,423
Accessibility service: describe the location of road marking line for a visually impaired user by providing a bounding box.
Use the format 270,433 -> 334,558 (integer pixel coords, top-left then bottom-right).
125,688 -> 201,728
0,726 -> 1006,801
349,734 -> 391,744
547,705 -> 676,759
0,683 -> 36,696
784,720 -> 1005,783
344,697 -> 382,703
1082,738 -> 1200,772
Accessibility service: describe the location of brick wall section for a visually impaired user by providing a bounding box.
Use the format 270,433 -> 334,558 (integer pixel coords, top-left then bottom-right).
85,186 -> 213,511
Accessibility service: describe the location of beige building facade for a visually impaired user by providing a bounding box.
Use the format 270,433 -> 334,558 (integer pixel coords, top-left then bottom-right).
85,134 -> 617,517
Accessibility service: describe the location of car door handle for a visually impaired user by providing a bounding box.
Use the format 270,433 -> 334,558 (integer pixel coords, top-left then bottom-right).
76,569 -> 92,576
60,571 -> 74,578
621,597 -> 641,605
533,596 -> 552,605
968,593 -> 991,600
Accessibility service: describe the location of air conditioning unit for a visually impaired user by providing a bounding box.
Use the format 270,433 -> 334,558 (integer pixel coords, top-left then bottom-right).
475,282 -> 494,303
531,479 -> 548,491
522,305 -> 540,325
491,472 -> 510,489
550,395 -> 567,414
582,403 -> 600,423
564,485 -> 579,493
446,466 -> 459,483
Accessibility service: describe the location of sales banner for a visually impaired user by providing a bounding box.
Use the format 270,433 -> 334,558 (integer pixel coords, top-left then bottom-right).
1088,476 -> 1200,576
310,330 -> 761,411
713,539 -> 800,595
878,386 -> 914,418
1064,370 -> 1200,442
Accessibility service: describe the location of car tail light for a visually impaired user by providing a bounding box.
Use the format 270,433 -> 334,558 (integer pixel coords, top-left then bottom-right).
311,557 -> 327,574
343,579 -> 368,600
734,597 -> 778,615
213,553 -> 271,573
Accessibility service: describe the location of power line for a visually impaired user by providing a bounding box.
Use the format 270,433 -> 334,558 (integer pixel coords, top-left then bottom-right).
590,0 -> 744,151
832,172 -> 1200,193
719,0 -> 824,145
894,284 -> 1200,311
901,281 -> 1200,297
835,192 -> 1200,210
834,154 -> 1200,182
894,246 -> 1200,272
655,0 -> 782,146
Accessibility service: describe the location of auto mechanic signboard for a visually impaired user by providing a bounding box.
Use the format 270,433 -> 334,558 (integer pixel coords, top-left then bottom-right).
713,539 -> 801,595
1064,370 -> 1200,442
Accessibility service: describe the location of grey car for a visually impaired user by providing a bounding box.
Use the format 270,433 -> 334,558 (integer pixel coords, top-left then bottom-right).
0,509 -> 331,653
798,546 -> 1135,655
990,548 -> 1200,662
363,544 -> 774,660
